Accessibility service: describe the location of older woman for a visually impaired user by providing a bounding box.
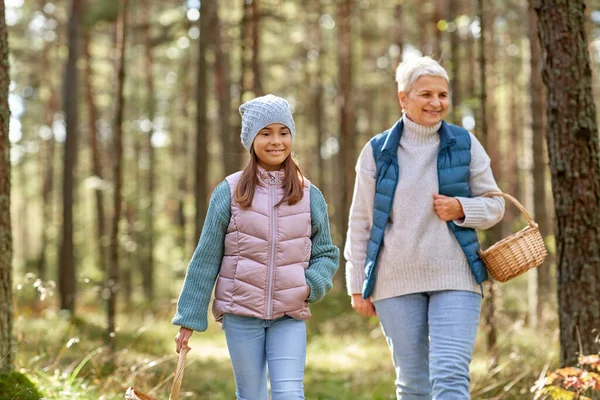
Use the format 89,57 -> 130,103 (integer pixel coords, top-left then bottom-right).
345,56 -> 504,399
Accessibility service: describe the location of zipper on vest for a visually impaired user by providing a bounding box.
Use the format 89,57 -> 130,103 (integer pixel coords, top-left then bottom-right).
266,174 -> 277,319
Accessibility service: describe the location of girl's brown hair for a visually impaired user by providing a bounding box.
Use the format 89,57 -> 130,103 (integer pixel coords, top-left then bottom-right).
235,149 -> 306,208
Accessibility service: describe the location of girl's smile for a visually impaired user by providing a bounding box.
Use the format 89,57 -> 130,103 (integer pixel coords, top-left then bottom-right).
252,123 -> 293,171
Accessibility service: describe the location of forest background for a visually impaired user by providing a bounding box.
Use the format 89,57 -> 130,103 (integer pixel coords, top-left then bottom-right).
1,0 -> 600,399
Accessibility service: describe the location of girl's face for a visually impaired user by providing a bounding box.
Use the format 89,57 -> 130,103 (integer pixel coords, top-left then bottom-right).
398,75 -> 450,126
252,123 -> 293,171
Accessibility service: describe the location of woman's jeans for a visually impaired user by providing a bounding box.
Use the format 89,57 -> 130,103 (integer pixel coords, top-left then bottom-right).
374,290 -> 482,400
222,314 -> 306,400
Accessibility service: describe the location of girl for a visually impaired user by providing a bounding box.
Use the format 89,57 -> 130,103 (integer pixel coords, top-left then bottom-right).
172,94 -> 340,400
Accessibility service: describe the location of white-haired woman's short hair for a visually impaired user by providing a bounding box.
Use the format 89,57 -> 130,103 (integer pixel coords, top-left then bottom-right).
395,56 -> 449,93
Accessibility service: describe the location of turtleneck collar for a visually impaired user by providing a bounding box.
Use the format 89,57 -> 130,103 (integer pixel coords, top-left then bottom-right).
257,164 -> 285,185
401,114 -> 442,146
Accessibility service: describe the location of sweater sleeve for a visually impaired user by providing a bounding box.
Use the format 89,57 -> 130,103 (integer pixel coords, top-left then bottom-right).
172,180 -> 231,332
305,185 -> 340,304
343,141 -> 377,295
454,133 -> 505,230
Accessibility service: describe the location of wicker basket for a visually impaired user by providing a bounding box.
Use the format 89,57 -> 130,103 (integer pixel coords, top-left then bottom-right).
125,346 -> 189,400
478,192 -> 548,282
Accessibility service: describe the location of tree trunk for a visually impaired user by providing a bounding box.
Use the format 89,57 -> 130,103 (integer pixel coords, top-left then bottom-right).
535,0 -> 600,367
310,1 -> 326,190
194,0 -> 214,243
432,0 -> 446,59
251,0 -> 262,96
505,44 -> 520,231
337,0 -> 354,287
448,0 -> 461,124
107,0 -> 129,351
0,0 -> 13,372
142,4 -> 155,301
465,0 -> 477,103
478,0 -> 499,359
213,2 -> 236,176
236,0 -> 254,171
392,1 -> 404,70
528,0 -> 552,325
83,30 -> 107,276
38,52 -> 58,294
175,56 -> 192,254
416,0 -> 432,55
59,0 -> 83,314
122,201 -> 134,309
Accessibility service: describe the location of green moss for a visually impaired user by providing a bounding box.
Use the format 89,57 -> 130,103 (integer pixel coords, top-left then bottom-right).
0,371 -> 42,400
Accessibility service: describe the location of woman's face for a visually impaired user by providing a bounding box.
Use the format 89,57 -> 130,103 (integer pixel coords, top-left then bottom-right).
398,75 -> 450,126
252,123 -> 293,171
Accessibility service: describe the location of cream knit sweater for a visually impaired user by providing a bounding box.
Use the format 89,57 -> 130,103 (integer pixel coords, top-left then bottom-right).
344,116 -> 505,301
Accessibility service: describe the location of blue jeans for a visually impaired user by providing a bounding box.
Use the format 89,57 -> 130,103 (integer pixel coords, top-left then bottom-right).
222,314 -> 306,400
374,290 -> 482,400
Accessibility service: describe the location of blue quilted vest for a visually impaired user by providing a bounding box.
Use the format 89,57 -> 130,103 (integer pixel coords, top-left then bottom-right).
362,119 -> 487,299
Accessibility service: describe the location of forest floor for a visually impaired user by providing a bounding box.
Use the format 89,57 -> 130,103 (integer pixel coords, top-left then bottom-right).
13,278 -> 559,399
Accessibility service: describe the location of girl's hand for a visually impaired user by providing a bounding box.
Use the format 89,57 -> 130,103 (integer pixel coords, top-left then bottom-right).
351,293 -> 377,317
433,194 -> 464,221
175,327 -> 193,353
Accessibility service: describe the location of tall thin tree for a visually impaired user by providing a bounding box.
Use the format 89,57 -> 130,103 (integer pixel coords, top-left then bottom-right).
0,0 -> 13,372
251,0 -> 262,96
59,0 -> 84,313
194,0 -> 214,243
309,1 -> 326,190
213,2 -> 236,176
38,46 -> 58,293
337,0 -> 355,282
448,0 -> 461,124
432,0 -> 447,58
107,0 -> 129,350
527,0 -> 552,325
535,0 -> 600,366
392,0 -> 404,70
478,0 -> 500,358
84,30 -> 107,276
142,3 -> 155,301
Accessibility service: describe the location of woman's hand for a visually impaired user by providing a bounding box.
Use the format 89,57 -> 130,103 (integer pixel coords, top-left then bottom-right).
351,293 -> 377,317
433,194 -> 464,221
175,327 -> 193,353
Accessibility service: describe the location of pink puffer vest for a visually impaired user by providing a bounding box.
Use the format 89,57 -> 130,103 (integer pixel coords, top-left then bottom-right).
212,169 -> 312,321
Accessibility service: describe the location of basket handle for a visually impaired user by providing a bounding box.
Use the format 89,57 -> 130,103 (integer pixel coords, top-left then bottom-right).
480,191 -> 538,229
168,346 -> 189,400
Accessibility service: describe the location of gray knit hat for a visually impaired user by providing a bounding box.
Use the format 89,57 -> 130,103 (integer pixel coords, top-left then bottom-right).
239,94 -> 296,151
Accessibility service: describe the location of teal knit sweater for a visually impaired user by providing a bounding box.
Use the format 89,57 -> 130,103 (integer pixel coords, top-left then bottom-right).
172,180 -> 340,332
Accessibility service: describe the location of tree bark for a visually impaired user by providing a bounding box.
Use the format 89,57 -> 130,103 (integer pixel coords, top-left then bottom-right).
0,0 -> 13,372
310,1 -> 326,190
448,0 -> 461,124
194,0 -> 214,243
392,1 -> 404,70
337,0 -> 354,286
107,0 -> 129,351
83,30 -> 107,276
251,0 -> 262,96
38,42 -> 59,293
527,0 -> 552,326
213,2 -> 236,176
175,56 -> 192,254
236,0 -> 254,171
142,4 -> 155,301
432,0 -> 446,59
416,0 -> 432,55
59,0 -> 84,314
535,0 -> 600,367
478,0 -> 499,359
